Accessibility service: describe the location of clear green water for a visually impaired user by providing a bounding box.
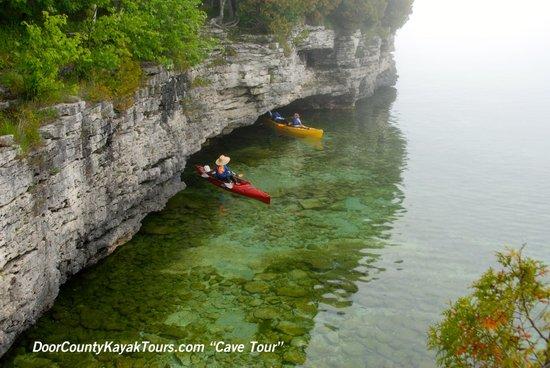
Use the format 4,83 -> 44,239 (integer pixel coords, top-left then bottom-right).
4,89 -> 411,368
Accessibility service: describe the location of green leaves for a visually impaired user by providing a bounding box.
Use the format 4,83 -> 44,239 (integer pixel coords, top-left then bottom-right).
237,0 -> 413,37
383,0 -> 413,30
0,0 -> 211,149
15,12 -> 85,100
80,0 -> 211,70
0,105 -> 58,153
1,0 -> 211,102
428,247 -> 550,368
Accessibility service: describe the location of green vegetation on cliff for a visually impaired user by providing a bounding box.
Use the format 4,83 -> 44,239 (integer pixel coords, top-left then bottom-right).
0,0 -> 412,151
0,0 -> 210,103
234,0 -> 412,39
0,0 -> 211,151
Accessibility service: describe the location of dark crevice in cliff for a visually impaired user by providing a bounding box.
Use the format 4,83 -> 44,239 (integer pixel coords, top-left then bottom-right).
299,49 -> 334,70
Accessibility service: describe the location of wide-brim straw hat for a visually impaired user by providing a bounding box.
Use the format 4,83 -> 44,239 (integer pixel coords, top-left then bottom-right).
215,155 -> 230,166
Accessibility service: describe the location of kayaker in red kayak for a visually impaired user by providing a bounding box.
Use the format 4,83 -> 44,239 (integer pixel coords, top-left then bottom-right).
214,155 -> 236,183
195,164 -> 271,204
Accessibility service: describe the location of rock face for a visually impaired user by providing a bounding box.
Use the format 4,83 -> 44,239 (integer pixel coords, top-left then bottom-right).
0,26 -> 397,355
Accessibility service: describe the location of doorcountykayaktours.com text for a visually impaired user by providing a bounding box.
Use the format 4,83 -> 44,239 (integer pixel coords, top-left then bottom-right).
32,340 -> 285,355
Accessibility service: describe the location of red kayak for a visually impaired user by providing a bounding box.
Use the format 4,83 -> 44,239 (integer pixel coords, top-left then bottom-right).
195,165 -> 271,204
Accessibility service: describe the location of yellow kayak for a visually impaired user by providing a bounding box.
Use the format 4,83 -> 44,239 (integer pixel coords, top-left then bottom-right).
265,118 -> 324,139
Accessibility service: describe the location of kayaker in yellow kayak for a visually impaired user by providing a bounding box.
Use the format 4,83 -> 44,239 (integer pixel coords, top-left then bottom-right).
270,111 -> 286,123
289,113 -> 307,128
213,155 -> 236,183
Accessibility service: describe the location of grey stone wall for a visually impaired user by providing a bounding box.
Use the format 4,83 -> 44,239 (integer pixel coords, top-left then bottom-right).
0,26 -> 397,355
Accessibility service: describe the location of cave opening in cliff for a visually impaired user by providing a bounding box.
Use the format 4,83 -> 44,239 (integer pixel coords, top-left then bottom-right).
298,49 -> 334,69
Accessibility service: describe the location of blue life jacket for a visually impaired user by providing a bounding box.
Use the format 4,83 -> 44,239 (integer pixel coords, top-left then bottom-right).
291,117 -> 302,126
215,165 -> 232,180
273,112 -> 284,121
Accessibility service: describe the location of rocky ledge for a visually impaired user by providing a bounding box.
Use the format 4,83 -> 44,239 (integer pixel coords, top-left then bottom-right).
0,25 -> 397,355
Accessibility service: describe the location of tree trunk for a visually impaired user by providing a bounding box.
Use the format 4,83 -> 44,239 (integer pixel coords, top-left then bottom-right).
228,0 -> 237,19
218,0 -> 226,21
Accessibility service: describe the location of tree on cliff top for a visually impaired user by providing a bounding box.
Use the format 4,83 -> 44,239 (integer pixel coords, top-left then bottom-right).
0,0 -> 210,102
235,0 -> 413,35
428,247 -> 550,368
0,0 -> 212,151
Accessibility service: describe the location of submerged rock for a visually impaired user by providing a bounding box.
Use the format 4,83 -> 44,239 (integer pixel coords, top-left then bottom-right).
276,321 -> 306,336
305,256 -> 333,271
254,273 -> 278,281
244,281 -> 270,294
276,285 -> 307,298
290,336 -> 308,348
288,269 -> 309,280
253,307 -> 280,320
298,198 -> 326,210
283,347 -> 307,364
294,301 -> 317,316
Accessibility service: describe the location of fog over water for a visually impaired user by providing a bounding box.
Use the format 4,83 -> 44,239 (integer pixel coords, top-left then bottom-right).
391,0 -> 550,261
351,0 -> 550,364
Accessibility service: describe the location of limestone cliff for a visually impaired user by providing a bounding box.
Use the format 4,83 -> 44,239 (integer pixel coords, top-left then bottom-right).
0,26 -> 397,355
